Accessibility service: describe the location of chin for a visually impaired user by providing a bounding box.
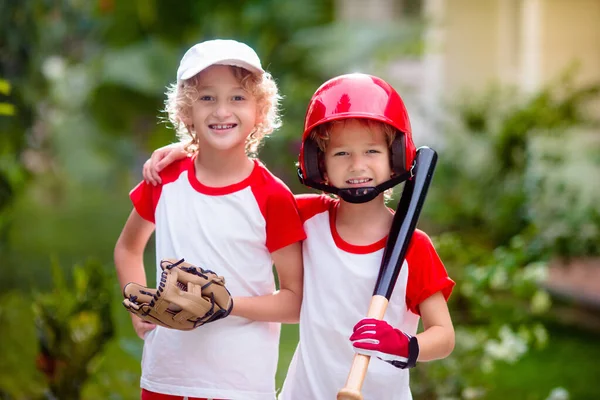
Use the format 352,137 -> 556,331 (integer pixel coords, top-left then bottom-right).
205,139 -> 247,152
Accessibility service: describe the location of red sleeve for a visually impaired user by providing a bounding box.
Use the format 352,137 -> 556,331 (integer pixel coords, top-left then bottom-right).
295,193 -> 334,223
264,188 -> 307,253
405,230 -> 455,315
250,168 -> 307,253
128,158 -> 187,223
129,180 -> 161,223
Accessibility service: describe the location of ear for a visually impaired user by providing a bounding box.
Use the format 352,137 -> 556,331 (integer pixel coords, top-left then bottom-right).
255,110 -> 264,126
181,114 -> 193,127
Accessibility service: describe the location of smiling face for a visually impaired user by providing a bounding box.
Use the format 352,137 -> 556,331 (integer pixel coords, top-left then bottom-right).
322,119 -> 393,190
183,64 -> 258,154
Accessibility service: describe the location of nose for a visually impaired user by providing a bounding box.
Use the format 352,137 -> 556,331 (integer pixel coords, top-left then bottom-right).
213,100 -> 232,119
349,153 -> 367,172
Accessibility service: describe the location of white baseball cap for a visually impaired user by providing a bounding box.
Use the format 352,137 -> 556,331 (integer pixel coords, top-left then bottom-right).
176,39 -> 264,83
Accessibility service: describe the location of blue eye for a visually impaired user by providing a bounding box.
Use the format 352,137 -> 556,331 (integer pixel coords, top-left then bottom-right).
232,95 -> 245,101
334,151 -> 348,156
199,95 -> 214,101
367,149 -> 381,154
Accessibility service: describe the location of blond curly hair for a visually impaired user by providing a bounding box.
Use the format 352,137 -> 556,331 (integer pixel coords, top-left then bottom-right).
164,66 -> 281,156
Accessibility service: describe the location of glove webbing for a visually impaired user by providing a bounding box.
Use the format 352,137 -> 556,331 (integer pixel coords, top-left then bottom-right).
164,259 -> 218,279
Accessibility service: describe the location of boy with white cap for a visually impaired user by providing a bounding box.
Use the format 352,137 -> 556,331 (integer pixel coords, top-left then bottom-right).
114,39 -> 305,400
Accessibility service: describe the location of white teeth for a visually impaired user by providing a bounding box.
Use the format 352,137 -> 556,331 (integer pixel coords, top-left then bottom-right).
347,178 -> 371,184
210,124 -> 235,129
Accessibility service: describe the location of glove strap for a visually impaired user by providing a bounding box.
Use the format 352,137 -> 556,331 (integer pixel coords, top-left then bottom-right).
388,335 -> 419,369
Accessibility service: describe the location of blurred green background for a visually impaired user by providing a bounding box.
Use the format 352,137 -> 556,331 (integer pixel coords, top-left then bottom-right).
1,1 -> 599,399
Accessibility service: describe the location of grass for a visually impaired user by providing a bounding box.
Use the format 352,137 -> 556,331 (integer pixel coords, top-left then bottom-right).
276,324 -> 300,390
467,322 -> 600,400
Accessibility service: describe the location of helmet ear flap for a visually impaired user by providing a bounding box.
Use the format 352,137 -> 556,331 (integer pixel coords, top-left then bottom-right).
390,133 -> 408,176
302,137 -> 324,182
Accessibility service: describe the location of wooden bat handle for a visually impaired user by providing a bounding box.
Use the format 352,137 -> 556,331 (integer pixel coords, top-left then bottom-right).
337,295 -> 389,400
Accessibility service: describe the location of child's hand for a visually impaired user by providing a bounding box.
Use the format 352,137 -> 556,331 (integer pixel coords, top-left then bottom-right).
131,315 -> 156,339
143,143 -> 187,186
349,318 -> 419,369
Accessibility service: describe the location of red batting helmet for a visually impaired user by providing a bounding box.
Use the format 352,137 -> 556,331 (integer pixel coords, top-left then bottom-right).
297,73 -> 416,203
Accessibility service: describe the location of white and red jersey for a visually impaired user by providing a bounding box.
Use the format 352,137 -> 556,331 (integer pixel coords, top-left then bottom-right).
280,194 -> 454,400
130,156 -> 306,400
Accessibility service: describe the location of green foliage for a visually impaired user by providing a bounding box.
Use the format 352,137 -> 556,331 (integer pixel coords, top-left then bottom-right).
415,74 -> 600,397
0,79 -> 15,116
526,128 -> 600,257
465,323 -> 600,400
0,259 -> 116,400
0,293 -> 46,399
411,233 -> 551,398
426,73 -> 600,254
34,259 -> 115,399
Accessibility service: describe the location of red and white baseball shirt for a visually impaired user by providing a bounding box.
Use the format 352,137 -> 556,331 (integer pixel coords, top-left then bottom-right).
130,157 -> 306,400
279,194 -> 454,400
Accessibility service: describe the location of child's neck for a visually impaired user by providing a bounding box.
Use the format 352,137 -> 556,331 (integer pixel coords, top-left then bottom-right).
335,196 -> 394,246
194,147 -> 254,187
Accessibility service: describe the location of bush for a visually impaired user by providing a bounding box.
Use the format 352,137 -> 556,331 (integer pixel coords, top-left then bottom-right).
425,72 -> 600,257
526,128 -> 600,257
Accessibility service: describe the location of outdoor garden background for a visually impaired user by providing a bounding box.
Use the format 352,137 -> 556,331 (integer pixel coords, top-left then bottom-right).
1,1 -> 599,399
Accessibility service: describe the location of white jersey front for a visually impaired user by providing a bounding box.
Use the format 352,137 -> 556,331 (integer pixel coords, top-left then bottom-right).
130,157 -> 306,400
280,195 -> 454,400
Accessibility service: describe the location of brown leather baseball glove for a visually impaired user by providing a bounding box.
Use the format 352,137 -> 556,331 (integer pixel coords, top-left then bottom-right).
122,259 -> 233,331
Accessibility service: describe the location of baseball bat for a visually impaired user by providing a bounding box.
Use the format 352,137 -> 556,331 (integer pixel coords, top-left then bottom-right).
336,146 -> 438,400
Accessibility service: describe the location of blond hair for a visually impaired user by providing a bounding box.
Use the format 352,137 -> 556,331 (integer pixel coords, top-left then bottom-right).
164,66 -> 281,156
309,119 -> 398,202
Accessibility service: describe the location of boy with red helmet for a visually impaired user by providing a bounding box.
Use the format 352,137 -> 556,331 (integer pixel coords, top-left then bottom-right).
143,73 -> 455,399
114,39 -> 305,400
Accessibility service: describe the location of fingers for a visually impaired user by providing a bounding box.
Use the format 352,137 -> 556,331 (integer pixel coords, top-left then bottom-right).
155,149 -> 185,172
143,155 -> 163,186
142,145 -> 188,186
350,327 -> 379,342
352,317 -> 377,331
352,318 -> 388,332
351,340 -> 381,352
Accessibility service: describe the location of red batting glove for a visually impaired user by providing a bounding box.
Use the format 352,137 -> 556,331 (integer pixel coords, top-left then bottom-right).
349,318 -> 419,369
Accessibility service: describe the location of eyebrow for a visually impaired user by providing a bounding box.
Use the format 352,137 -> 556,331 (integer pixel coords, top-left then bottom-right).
329,142 -> 386,148
197,85 -> 245,91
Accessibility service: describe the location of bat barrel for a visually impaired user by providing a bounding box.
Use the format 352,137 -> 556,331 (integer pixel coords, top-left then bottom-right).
373,147 -> 438,299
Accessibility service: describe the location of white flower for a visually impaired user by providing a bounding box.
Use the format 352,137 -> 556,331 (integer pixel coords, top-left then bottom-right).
522,262 -> 548,283
484,325 -> 528,363
42,56 -> 66,80
462,387 -> 486,399
545,387 -> 569,400
455,328 -> 479,351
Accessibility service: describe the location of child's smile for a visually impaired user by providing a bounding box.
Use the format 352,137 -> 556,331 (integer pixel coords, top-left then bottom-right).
324,120 -> 392,190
